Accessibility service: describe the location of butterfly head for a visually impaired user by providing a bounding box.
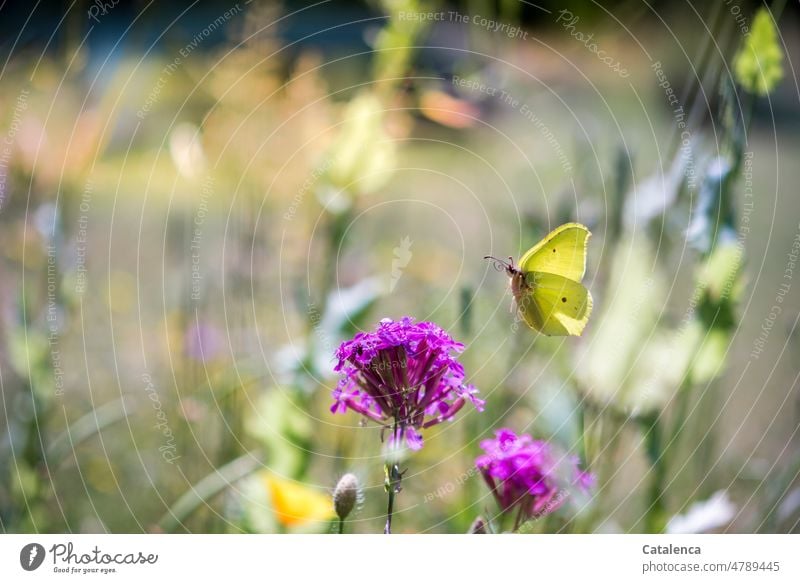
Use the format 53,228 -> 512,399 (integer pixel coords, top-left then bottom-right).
484,255 -> 521,277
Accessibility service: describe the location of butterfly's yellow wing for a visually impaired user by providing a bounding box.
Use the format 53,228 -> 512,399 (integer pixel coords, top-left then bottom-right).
515,272 -> 593,336
518,223 -> 590,283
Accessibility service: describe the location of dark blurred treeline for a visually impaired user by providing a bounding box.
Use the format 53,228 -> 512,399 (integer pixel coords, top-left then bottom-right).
2,0 -> 795,58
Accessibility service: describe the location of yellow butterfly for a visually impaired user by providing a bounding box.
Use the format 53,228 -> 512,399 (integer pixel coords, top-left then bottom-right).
486,223 -> 593,336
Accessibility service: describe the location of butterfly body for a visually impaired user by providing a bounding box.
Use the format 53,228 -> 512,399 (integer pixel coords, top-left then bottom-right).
487,223 -> 593,336
508,267 -> 531,306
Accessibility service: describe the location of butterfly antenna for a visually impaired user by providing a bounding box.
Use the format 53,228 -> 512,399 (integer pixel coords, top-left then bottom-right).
484,255 -> 511,272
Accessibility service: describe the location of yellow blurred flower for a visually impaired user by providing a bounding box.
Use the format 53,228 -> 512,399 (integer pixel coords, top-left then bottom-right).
261,472 -> 334,528
734,8 -> 784,96
327,91 -> 395,197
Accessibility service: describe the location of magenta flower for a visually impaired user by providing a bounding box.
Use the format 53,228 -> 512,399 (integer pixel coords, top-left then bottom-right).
330,317 -> 484,450
476,428 -> 593,525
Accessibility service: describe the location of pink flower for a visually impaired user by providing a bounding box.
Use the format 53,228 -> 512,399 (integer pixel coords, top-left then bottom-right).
331,317 -> 483,450
476,428 -> 593,523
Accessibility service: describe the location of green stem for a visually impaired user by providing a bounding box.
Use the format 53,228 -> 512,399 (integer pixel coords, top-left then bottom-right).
383,420 -> 403,534
577,400 -> 588,467
512,500 -> 527,532
384,462 -> 401,534
643,414 -> 668,533
317,207 -> 351,314
666,377 -> 693,463
338,518 -> 345,534
771,0 -> 787,23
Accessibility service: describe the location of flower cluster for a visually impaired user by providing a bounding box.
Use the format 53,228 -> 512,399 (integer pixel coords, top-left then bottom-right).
476,428 -> 593,522
331,317 -> 484,450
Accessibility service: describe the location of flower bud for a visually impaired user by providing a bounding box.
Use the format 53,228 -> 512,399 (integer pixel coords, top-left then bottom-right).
333,473 -> 360,521
468,516 -> 487,534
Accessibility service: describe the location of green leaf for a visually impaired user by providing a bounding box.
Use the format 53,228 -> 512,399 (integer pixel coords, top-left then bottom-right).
158,453 -> 262,532
48,398 -> 133,462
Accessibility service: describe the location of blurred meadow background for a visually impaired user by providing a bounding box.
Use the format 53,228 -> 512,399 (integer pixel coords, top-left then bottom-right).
1,0 -> 799,534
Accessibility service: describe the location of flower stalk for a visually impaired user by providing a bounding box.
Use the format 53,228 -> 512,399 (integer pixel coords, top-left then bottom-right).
383,460 -> 403,534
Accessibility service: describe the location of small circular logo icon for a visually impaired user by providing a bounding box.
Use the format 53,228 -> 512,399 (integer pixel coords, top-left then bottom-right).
20,543 -> 46,571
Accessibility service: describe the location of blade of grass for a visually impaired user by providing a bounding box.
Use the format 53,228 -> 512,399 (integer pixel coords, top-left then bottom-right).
48,398 -> 134,463
158,453 -> 262,532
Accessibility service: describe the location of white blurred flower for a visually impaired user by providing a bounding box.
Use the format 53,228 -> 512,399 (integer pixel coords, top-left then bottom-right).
169,122 -> 206,179
624,153 -> 685,228
667,490 -> 736,534
777,487 -> 800,523
578,234 -> 673,413
389,236 -> 413,292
